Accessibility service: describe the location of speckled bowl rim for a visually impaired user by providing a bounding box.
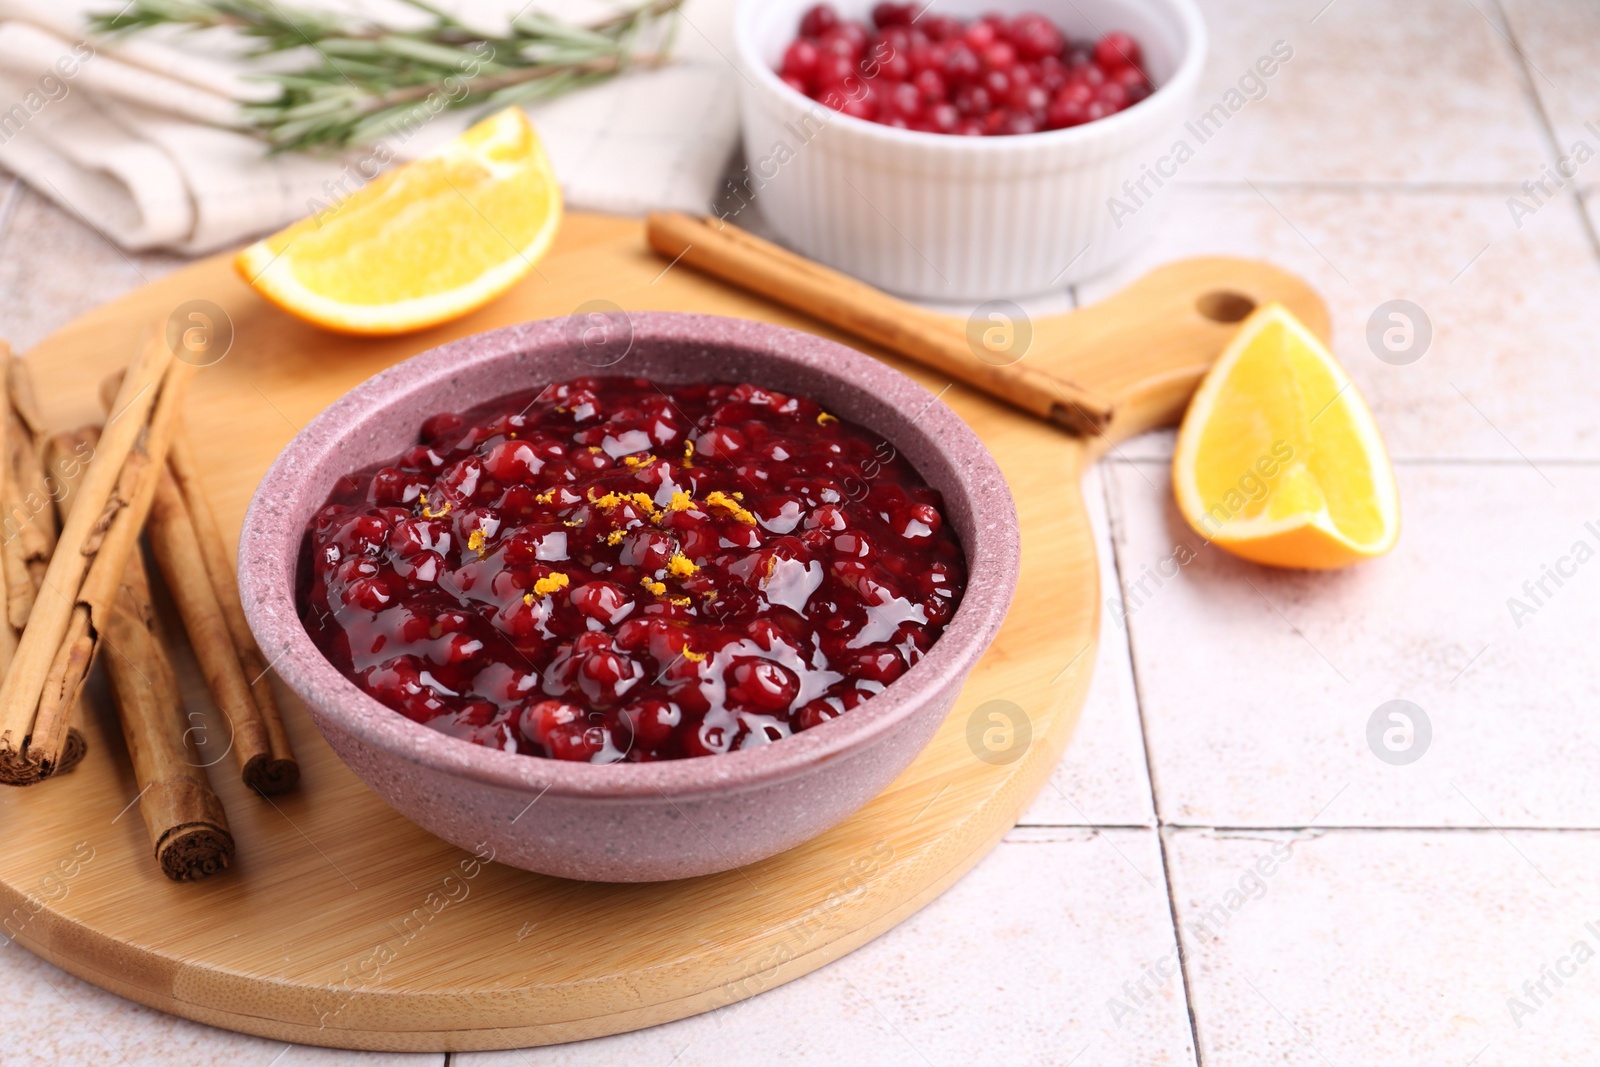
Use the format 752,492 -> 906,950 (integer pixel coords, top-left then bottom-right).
240,313 -> 1019,801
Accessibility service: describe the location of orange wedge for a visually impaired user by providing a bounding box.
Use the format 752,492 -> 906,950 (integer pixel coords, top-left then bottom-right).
236,108 -> 561,335
1173,303 -> 1400,569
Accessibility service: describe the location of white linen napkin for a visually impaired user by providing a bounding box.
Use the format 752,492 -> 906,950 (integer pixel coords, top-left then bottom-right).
0,0 -> 740,252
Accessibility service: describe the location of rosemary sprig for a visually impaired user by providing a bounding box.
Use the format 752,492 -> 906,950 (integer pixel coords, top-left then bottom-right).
89,0 -> 684,151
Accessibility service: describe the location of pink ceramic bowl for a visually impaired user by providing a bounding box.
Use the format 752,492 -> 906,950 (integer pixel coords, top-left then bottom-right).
238,314 -> 1018,882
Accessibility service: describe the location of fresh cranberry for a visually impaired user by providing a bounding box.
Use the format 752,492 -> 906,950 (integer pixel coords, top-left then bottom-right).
871,2 -> 916,27
1073,62 -> 1107,87
927,102 -> 960,132
980,68 -> 1012,98
818,22 -> 868,60
1112,63 -> 1149,89
1009,82 -> 1050,115
882,80 -> 922,120
815,50 -> 856,88
1097,81 -> 1129,110
798,4 -> 839,38
980,41 -> 1017,70
1094,31 -> 1141,71
912,68 -> 946,103
1047,81 -> 1093,128
867,45 -> 912,82
953,84 -> 993,116
1008,12 -> 1064,58
878,24 -> 914,53
1037,54 -> 1069,91
836,89 -> 876,120
963,20 -> 998,50
781,38 -> 821,86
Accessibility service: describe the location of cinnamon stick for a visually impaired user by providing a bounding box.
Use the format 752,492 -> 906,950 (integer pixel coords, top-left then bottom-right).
98,372 -> 299,794
148,466 -> 297,794
0,349 -> 31,630
645,212 -> 1117,433
7,357 -> 59,598
168,432 -> 297,788
0,347 -> 82,777
51,428 -> 233,879
0,329 -> 189,783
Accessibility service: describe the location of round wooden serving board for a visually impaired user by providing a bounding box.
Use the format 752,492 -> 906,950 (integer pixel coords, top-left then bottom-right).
0,212 -> 1326,1051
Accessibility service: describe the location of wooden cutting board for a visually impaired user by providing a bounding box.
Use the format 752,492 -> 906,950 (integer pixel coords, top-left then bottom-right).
0,212 -> 1325,1051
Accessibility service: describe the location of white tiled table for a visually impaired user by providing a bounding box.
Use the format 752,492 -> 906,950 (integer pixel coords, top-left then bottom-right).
5,1 -> 1600,1062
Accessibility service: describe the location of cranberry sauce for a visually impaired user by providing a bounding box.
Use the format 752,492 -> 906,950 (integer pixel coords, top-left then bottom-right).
299,377 -> 967,763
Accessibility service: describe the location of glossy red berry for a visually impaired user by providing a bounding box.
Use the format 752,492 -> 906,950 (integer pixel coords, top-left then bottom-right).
1094,31 -> 1141,71
871,2 -> 916,27
798,4 -> 839,38
781,38 -> 821,86
1008,13 -> 1064,59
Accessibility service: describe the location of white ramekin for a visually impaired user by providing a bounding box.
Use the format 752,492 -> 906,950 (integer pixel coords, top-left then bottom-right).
731,0 -> 1206,300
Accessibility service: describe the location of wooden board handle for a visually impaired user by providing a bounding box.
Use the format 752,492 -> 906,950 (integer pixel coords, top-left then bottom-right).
645,212 -> 1330,442
1029,256 -> 1331,443
646,212 -> 1116,433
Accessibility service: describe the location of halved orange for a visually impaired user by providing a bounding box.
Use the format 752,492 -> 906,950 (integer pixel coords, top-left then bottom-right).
1173,303 -> 1400,569
236,108 -> 561,335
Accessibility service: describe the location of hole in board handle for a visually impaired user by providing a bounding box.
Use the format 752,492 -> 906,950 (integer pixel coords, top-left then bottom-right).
1195,291 -> 1256,324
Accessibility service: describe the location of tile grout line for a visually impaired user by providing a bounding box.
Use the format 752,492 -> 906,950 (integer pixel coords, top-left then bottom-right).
1099,463 -> 1206,1067
1490,0 -> 1600,261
